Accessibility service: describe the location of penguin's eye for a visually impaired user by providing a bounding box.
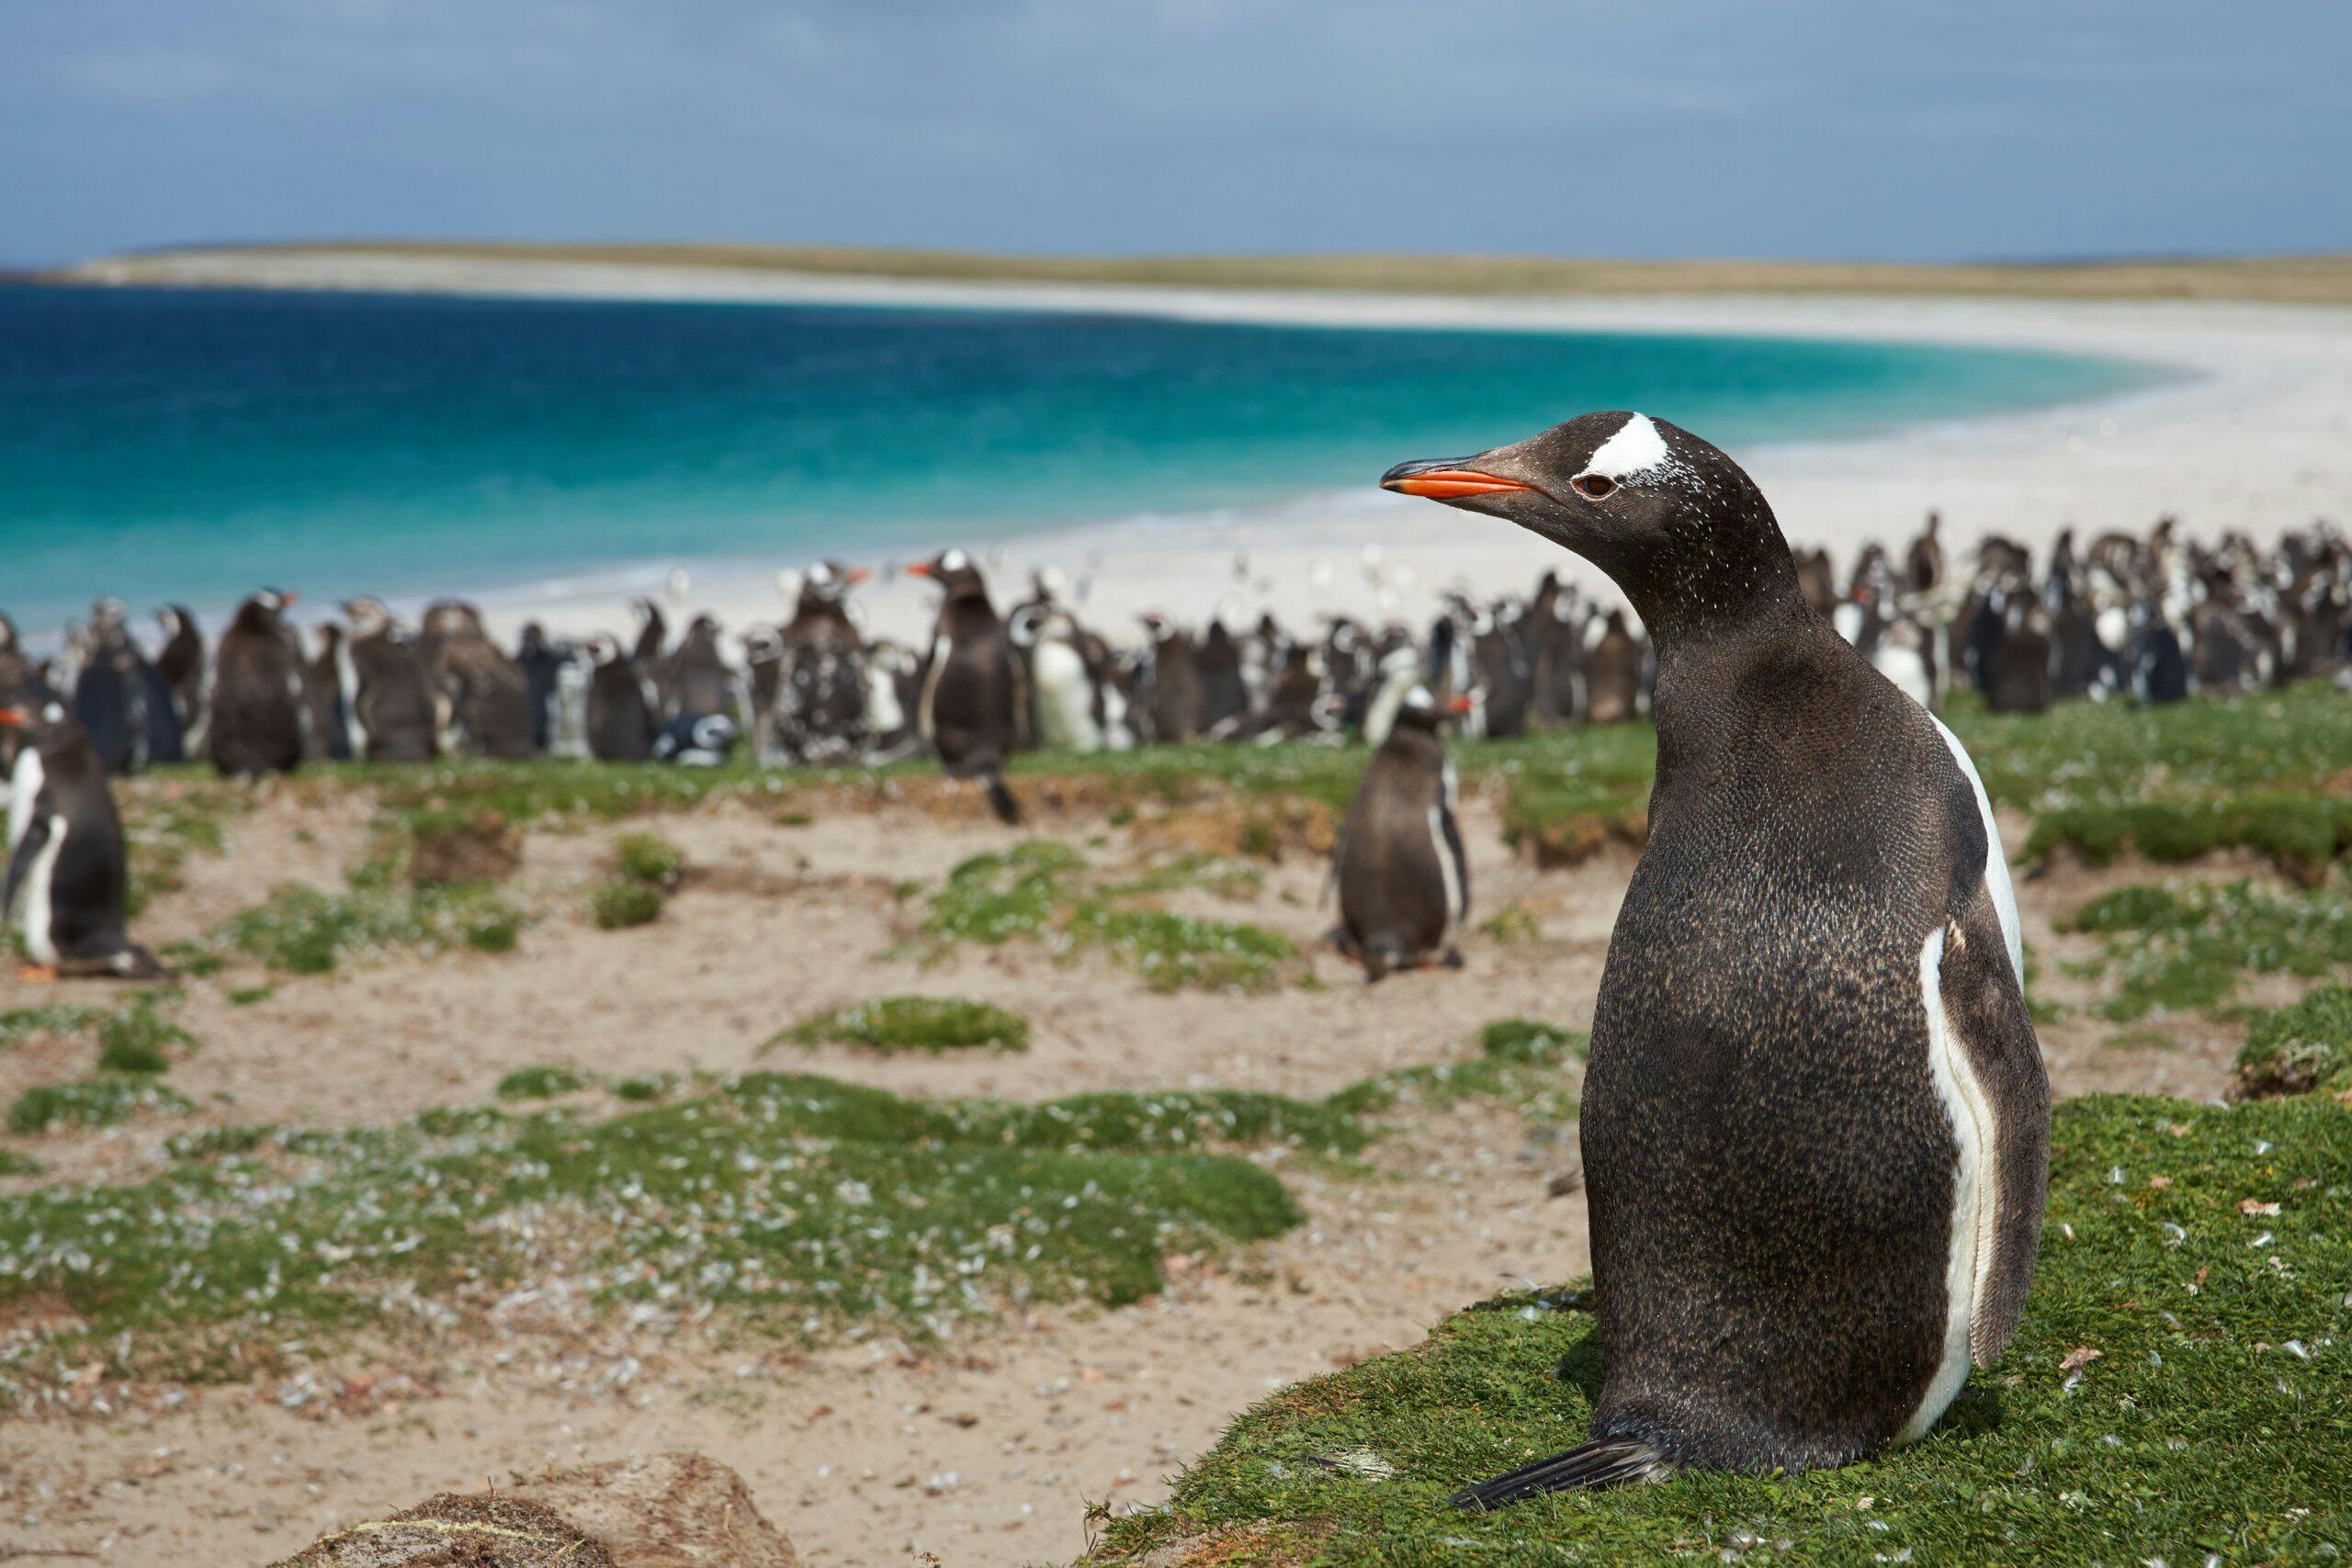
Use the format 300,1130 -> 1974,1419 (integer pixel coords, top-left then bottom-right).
1572,474 -> 1618,501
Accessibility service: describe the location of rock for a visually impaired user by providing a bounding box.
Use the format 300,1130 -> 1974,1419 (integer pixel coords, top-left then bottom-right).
514,1452 -> 800,1568
274,1492 -> 616,1566
274,1453 -> 797,1568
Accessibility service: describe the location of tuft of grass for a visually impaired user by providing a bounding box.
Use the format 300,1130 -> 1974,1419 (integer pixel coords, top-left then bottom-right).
495,1065 -> 587,1100
0,1006 -> 106,1051
591,879 -> 665,930
118,778 -> 248,917
0,1150 -> 42,1178
2237,986 -> 2352,1098
612,1072 -> 679,1102
779,996 -> 1031,1055
207,874 -> 527,976
1329,1018 -> 1584,1125
1095,1091 -> 2352,1567
8,1076 -> 195,1134
1478,904 -> 1543,943
94,1000 -> 197,1075
922,841 -> 1296,993
2059,878 -> 2352,1021
612,830 -> 685,889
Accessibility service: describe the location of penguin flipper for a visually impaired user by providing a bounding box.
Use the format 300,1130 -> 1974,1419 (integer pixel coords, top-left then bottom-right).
982,771 -> 1024,827
1939,891 -> 2051,1367
3,808 -> 48,918
1450,1438 -> 1667,1510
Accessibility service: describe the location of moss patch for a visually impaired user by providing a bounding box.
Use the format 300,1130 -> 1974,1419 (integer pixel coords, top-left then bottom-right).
612,830 -> 685,889
778,996 -> 1031,1055
94,998 -> 198,1075
922,841 -> 1297,993
591,879 -> 665,930
2059,878 -> 2352,1021
8,1075 -> 195,1134
1095,1092 -> 2352,1566
205,867 -> 528,977
494,1065 -> 588,1100
2238,987 -> 2352,1099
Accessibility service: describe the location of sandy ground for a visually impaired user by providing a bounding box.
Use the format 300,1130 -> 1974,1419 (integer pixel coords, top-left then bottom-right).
0,773 -> 2254,1565
53,250 -> 2352,653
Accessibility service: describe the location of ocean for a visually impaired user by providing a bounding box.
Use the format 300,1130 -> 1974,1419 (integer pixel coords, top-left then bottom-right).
0,283 -> 2156,636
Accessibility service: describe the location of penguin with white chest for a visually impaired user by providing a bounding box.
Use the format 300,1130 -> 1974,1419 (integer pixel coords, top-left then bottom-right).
1,703 -> 165,981
1384,412 -> 2049,1503
909,549 -> 1023,824
1331,684 -> 1471,980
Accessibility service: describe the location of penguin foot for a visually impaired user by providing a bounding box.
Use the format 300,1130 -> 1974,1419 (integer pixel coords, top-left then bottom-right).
16,965 -> 58,985
1442,947 -> 1465,969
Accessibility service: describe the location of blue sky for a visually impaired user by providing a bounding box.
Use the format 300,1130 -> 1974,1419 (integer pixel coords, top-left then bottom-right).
4,1 -> 2345,268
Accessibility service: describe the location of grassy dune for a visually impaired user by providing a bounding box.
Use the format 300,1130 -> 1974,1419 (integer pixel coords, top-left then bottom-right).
62,241 -> 2352,303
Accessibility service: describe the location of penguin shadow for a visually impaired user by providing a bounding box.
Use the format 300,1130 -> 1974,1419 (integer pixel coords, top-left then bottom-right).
1551,1337 -> 1607,1404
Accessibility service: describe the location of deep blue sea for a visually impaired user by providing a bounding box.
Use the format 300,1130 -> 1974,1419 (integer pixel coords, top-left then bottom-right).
0,284 -> 2157,634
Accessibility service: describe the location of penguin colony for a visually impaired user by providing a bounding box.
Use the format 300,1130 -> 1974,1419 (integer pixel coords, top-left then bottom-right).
1386,412 -> 2051,1504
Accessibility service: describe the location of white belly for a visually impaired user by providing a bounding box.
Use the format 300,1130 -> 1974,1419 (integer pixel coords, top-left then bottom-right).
1873,646 -> 1936,711
6,749 -> 41,852
917,639 -> 950,745
1898,923 -> 1995,1444
1032,641 -> 1101,750
19,815 -> 64,965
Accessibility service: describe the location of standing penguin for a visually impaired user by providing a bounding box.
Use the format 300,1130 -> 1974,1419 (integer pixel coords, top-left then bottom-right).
1581,609 -> 1645,725
1,703 -> 164,980
583,634 -> 657,762
339,598 -> 437,762
209,590 -> 307,778
1385,412 -> 2048,1502
1138,614 -> 1206,744
909,549 -> 1023,824
664,614 -> 737,721
1332,685 -> 1471,980
153,606 -> 206,750
515,623 -> 566,755
772,562 -> 873,764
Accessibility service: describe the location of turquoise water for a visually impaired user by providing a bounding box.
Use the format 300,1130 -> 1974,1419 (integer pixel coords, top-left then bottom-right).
0,284 -> 2158,632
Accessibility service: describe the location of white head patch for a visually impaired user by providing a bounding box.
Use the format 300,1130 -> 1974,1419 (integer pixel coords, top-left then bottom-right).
941,547 -> 970,572
1578,412 -> 1673,485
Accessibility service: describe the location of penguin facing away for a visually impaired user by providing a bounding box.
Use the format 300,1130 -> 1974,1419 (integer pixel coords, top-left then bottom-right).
209,590 -> 307,778
909,549 -> 1023,825
1,703 -> 165,981
583,635 -> 657,762
340,598 -> 438,762
1332,684 -> 1471,980
1384,412 -> 2049,1503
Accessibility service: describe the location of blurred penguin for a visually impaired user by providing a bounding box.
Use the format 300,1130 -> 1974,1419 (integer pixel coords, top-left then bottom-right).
1332,685 -> 1472,981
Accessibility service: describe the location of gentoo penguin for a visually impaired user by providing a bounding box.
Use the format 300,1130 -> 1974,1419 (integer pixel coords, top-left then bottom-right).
425,607 -> 535,759
665,614 -> 737,721
156,606 -> 208,751
1904,511 -> 1945,596
652,712 -> 741,767
0,703 -> 164,981
339,598 -> 437,761
1332,685 -> 1471,979
209,590 -> 307,778
909,549 -> 1023,824
1138,614 -> 1205,743
1016,604 -> 1109,751
71,600 -> 150,777
1385,412 -> 2048,1502
303,626 -> 350,762
628,597 -> 668,668
514,623 -> 565,754
583,634 -> 657,762
1581,609 -> 1645,725
773,564 -> 872,764
1197,620 -> 1251,735
1985,598 -> 2054,714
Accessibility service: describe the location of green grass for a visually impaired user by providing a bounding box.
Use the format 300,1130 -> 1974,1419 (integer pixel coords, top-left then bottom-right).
7,1076 -> 195,1134
494,1065 -> 588,1100
0,1005 -> 106,1050
1095,1092 -> 2352,1566
922,841 -> 1297,993
0,1018 -> 1577,1391
2058,878 -> 2352,1021
777,995 -> 1032,1055
94,998 -> 198,1075
203,869 -> 529,976
612,830 -> 685,888
117,776 -> 248,917
591,878 -> 665,930
2237,987 -> 2352,1098
0,1151 -> 42,1178
1328,1018 -> 1585,1126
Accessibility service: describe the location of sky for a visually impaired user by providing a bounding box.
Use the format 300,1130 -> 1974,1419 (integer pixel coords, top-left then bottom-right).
4,1 -> 2347,269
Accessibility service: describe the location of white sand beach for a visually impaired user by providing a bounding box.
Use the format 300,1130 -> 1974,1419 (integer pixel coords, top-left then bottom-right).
65,250 -> 2352,647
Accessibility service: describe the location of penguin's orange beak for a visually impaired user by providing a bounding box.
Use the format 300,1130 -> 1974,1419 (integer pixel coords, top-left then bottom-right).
1380,459 -> 1532,501
903,562 -> 934,580
1446,695 -> 1476,714
0,707 -> 25,728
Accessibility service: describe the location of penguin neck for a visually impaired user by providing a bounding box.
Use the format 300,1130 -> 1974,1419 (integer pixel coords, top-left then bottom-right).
1599,523 -> 1810,665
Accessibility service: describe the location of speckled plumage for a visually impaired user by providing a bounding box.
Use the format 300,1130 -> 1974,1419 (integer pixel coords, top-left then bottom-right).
1383,412 -> 2050,1502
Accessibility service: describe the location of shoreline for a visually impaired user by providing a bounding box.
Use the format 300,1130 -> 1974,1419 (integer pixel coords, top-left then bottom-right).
29,252 -> 2352,651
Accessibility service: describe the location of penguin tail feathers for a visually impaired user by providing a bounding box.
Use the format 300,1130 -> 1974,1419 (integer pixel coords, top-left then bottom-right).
983,771 -> 1024,827
1449,1438 -> 1668,1511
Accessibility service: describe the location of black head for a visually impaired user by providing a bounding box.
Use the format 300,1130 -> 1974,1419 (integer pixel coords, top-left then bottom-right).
908,547 -> 988,601
1390,682 -> 1474,738
1381,412 -> 1800,647
801,561 -> 870,607
234,588 -> 298,632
